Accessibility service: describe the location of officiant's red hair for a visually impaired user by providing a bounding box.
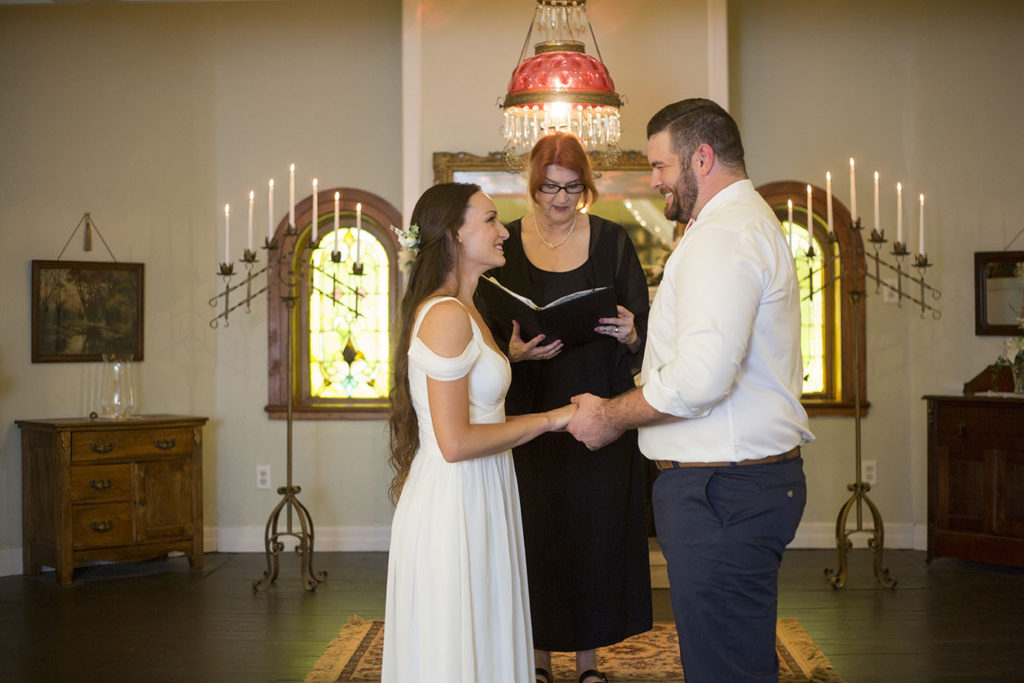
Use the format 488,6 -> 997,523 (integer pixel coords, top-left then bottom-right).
527,132 -> 598,211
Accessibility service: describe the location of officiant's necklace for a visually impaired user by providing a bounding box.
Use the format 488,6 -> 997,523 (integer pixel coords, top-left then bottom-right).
532,211 -> 577,249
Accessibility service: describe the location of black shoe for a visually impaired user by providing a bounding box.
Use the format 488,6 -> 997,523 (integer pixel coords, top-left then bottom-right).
578,670 -> 608,683
536,667 -> 553,683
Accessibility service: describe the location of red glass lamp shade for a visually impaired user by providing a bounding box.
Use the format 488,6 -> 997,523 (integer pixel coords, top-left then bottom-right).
504,43 -> 622,108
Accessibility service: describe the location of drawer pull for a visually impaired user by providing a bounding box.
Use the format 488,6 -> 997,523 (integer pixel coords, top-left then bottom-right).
90,521 -> 115,533
958,420 -> 966,438
89,478 -> 114,491
154,438 -> 176,450
90,441 -> 115,454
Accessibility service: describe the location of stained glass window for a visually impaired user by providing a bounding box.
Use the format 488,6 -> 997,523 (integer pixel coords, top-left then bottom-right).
784,220 -> 827,395
308,227 -> 390,401
266,188 -> 401,419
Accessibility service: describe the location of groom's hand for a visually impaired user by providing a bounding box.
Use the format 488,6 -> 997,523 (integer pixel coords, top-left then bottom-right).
568,393 -> 623,450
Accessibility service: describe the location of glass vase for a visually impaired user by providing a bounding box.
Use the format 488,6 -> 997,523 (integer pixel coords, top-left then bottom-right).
1014,362 -> 1024,395
98,353 -> 136,418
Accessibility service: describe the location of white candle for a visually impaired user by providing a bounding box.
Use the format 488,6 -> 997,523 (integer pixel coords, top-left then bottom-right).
849,157 -> 857,220
223,203 -> 230,264
896,182 -> 903,244
873,171 -> 879,232
268,179 -> 275,244
806,184 -> 813,238
825,171 -> 833,233
356,202 -> 362,263
918,193 -> 925,255
787,199 -> 794,251
289,163 -> 295,228
334,191 -> 340,252
247,190 -> 254,251
312,178 -> 319,244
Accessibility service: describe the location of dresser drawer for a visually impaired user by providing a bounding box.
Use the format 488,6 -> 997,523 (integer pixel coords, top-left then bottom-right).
70,464 -> 131,503
71,503 -> 133,549
934,404 -> 1024,448
71,427 -> 192,462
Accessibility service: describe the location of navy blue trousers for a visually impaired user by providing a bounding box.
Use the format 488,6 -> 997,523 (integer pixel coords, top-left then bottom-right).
653,457 -> 806,683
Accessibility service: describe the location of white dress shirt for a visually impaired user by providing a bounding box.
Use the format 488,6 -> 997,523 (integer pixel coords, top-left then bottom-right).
639,179 -> 814,463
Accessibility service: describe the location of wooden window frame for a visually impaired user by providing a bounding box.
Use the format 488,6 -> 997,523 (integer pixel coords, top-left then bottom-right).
266,187 -> 402,420
757,181 -> 868,417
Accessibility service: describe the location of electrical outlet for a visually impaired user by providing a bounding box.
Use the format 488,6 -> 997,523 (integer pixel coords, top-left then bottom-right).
256,465 -> 271,490
882,278 -> 898,303
862,459 -> 877,486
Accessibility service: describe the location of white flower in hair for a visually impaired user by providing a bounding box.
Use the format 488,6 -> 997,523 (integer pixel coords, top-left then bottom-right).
390,224 -> 421,253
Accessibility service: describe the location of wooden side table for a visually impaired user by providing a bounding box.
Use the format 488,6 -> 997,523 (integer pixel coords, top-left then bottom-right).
924,395 -> 1024,567
16,414 -> 208,584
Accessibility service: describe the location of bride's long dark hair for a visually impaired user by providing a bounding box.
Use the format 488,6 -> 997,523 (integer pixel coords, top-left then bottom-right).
388,182 -> 481,504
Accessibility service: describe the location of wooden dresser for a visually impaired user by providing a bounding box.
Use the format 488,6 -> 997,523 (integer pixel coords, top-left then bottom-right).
16,415 -> 208,584
924,395 -> 1024,567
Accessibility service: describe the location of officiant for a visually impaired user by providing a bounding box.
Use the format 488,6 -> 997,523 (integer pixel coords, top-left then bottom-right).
476,132 -> 652,683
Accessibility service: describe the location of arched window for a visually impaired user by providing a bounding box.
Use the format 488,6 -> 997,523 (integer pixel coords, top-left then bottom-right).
267,188 -> 402,420
758,181 -> 867,416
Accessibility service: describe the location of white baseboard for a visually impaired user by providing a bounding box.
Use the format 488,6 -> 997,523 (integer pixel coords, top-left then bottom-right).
214,525 -> 392,553
0,521 -> 929,578
789,521 -> 924,551
0,547 -> 21,578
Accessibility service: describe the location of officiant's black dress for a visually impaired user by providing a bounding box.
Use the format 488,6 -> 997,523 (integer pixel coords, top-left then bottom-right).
478,215 -> 653,652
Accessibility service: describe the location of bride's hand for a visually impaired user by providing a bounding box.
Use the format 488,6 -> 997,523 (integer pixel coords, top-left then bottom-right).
545,403 -> 577,431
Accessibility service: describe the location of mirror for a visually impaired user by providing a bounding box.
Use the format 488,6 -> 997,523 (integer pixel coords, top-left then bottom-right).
975,251 -> 1024,335
433,151 -> 676,285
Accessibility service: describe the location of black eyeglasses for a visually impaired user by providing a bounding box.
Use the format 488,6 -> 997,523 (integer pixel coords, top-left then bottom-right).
538,181 -> 586,195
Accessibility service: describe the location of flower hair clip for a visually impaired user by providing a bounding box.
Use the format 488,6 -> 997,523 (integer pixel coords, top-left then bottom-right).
390,224 -> 421,254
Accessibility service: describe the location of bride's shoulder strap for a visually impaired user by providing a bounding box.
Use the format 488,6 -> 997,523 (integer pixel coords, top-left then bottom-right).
409,297 -> 480,379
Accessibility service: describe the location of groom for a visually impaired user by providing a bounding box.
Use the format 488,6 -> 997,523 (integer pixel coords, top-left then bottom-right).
567,98 -> 813,683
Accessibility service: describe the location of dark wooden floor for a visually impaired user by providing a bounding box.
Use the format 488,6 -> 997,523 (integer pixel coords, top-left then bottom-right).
1,548 -> 1022,682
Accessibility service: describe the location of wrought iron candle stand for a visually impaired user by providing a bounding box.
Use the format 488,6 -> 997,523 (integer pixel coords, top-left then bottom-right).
210,227 -> 362,591
804,218 -> 941,589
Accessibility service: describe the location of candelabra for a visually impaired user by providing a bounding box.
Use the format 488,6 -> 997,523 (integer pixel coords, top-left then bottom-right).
210,223 -> 363,591
805,218 -> 941,589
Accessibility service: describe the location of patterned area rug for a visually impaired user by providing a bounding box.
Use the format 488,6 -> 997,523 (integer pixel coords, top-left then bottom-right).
306,616 -> 844,682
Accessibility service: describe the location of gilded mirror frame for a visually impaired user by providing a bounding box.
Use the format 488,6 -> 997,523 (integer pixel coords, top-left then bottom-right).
432,150 -> 675,284
433,150 -> 653,183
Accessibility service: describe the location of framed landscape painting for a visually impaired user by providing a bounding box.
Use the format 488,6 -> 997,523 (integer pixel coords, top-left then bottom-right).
31,260 -> 145,362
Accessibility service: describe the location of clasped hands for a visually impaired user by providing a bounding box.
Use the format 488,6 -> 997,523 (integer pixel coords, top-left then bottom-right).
545,393 -> 622,451
567,393 -> 623,450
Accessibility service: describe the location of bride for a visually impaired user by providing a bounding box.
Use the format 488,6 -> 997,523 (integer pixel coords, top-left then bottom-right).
382,182 -> 575,682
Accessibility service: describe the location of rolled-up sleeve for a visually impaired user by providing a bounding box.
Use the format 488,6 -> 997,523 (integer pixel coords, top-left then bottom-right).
643,223 -> 768,418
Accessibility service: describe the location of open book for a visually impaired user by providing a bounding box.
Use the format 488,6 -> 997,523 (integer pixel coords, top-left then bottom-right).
477,275 -> 618,347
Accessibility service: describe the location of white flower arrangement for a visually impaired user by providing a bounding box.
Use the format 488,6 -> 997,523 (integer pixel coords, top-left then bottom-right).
994,263 -> 1024,393
1001,326 -> 1024,368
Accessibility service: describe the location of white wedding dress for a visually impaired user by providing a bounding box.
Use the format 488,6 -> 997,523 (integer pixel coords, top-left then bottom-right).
382,297 -> 533,683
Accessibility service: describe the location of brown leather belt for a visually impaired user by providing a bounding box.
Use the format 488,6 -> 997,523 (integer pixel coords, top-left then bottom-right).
655,446 -> 801,471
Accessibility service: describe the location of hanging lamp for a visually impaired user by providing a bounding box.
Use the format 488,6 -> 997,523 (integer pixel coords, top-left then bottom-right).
499,0 -> 623,168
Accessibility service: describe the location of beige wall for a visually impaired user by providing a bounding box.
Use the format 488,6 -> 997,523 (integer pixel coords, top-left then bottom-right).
730,0 -> 1024,547
0,0 -> 403,568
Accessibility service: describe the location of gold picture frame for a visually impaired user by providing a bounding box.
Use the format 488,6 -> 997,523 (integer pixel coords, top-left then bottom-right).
31,260 -> 145,362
